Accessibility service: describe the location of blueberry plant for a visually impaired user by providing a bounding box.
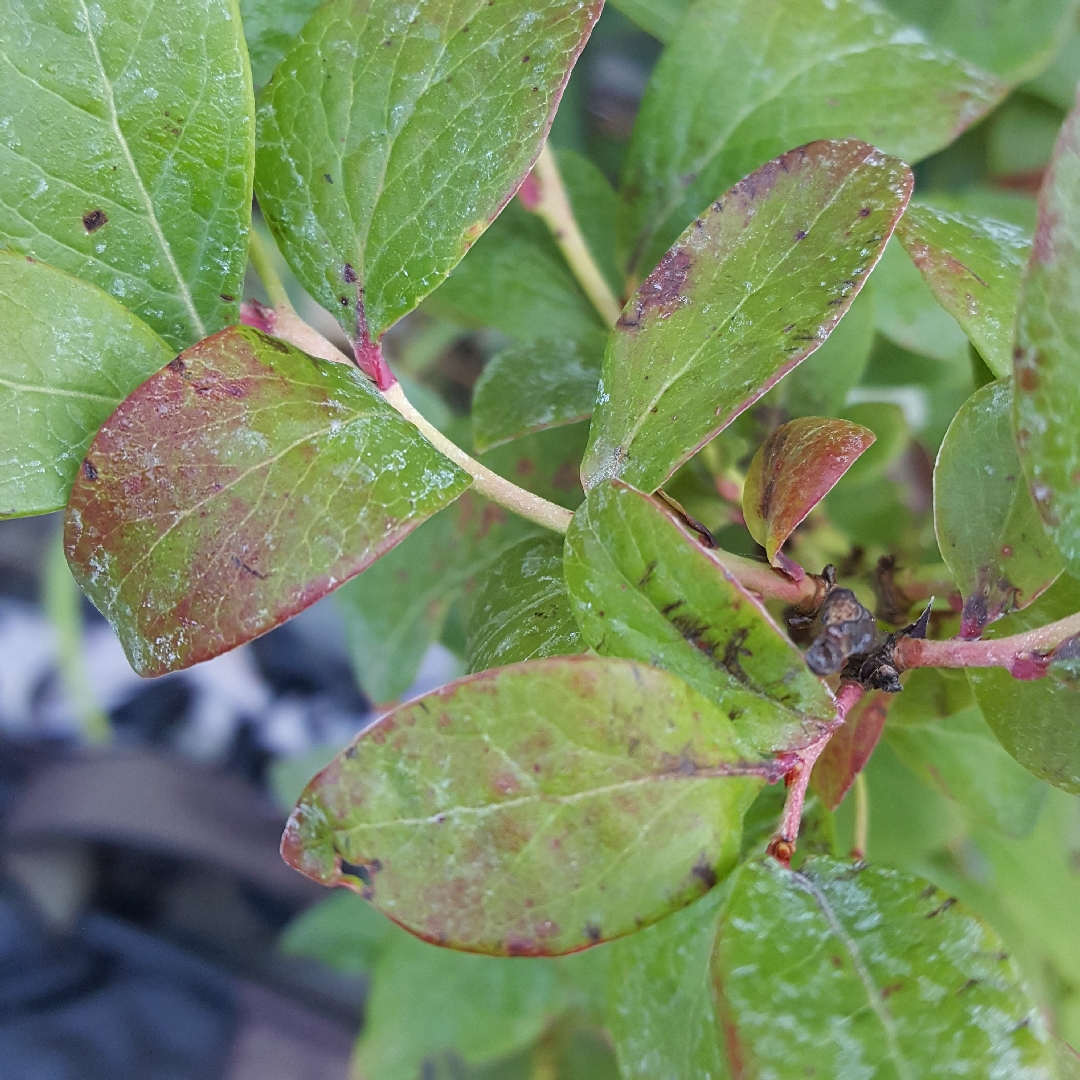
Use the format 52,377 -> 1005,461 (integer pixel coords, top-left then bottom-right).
4,0 -> 1080,1074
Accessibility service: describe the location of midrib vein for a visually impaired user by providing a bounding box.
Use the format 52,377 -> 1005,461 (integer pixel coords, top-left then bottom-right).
77,0 -> 205,339
343,764 -> 770,831
795,871 -> 915,1080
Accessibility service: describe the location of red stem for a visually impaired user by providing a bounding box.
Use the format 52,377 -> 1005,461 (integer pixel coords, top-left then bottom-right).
895,609 -> 1080,680
768,683 -> 864,866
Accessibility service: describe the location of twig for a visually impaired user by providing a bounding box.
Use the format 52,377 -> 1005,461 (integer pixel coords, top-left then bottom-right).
768,682 -> 864,866
247,227 -> 294,312
381,383 -> 574,534
714,549 -> 829,613
851,771 -> 869,861
895,609 -> 1080,678
522,144 -> 623,326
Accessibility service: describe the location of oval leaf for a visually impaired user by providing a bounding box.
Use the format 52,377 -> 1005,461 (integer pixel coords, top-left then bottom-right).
618,0 -> 1004,280
466,535 -> 582,673
1014,89 -> 1080,577
472,337 -> 604,453
0,0 -> 254,349
935,379 -> 1063,638
968,574 -> 1080,795
712,858 -> 1056,1079
254,0 -> 601,361
896,204 -> 1031,378
0,252 -> 173,518
563,481 -> 836,757
743,417 -> 876,564
281,655 -> 766,956
64,325 -> 471,677
583,140 -> 911,494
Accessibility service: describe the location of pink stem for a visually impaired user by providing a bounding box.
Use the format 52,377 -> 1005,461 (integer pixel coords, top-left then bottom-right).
895,610 -> 1080,680
768,682 -> 864,866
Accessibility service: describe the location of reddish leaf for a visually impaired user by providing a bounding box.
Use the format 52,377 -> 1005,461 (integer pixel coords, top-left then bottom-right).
811,692 -> 889,811
282,656 -> 769,956
742,417 -> 876,565
65,326 -> 471,676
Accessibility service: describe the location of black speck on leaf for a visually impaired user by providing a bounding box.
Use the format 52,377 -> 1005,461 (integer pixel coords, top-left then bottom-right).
82,458 -> 97,481
324,173 -> 333,183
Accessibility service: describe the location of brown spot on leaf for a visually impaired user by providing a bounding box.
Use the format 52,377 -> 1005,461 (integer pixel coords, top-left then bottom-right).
585,923 -> 601,943
881,982 -> 904,999
81,458 -> 98,481
925,897 -> 957,918
82,209 -> 107,232
343,262 -> 357,283
690,857 -> 718,889
617,248 -> 693,331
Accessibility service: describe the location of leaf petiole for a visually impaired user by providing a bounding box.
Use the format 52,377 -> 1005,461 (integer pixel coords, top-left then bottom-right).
247,226 -> 294,312
523,144 -> 624,325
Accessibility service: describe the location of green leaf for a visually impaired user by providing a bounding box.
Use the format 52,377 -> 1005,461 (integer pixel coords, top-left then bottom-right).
279,888 -> 395,973
1014,91 -> 1080,576
881,0 -> 1078,82
563,481 -> 837,757
712,858 -> 1057,1078
466,535 -> 582,673
471,337 -> 604,453
836,402 -> 909,486
584,140 -> 911,494
429,200 -> 606,345
0,0 -> 255,349
618,0 -> 1004,281
606,888 -> 728,1080
874,236 -> 972,364
989,94 -> 1068,182
935,379 -> 1063,638
281,655 -> 766,955
811,692 -> 889,811
761,282 -> 877,421
968,575 -> 1080,795
357,931 -> 565,1080
254,0 -> 601,359
64,325 -> 471,677
0,251 -> 173,518
887,703 -> 1048,839
742,417 -> 875,565
606,0 -> 688,42
335,423 -> 588,701
237,0 -> 322,87
896,204 -> 1032,378
1025,26 -> 1080,112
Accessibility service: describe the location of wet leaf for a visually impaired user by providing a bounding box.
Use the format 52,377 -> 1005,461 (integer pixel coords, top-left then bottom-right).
896,204 -> 1031,378
968,575 -> 1080,795
255,0 -> 601,357
0,252 -> 173,518
882,0 -> 1077,82
471,337 -> 604,453
336,423 -> 588,700
935,379 -> 1063,638
811,692 -> 889,811
281,655 -> 766,955
64,325 -> 471,677
429,200 -> 606,345
762,282 -> 877,421
712,858 -> 1057,1079
742,417 -> 876,565
237,0 -> 322,87
0,0 -> 254,349
874,236 -> 972,364
1014,90 -> 1080,577
607,888 -> 728,1080
563,481 -> 836,757
887,703 -> 1048,839
584,140 -> 911,494
466,535 -> 582,673
618,0 -> 1004,281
